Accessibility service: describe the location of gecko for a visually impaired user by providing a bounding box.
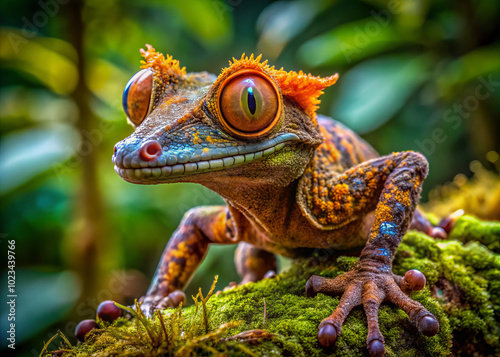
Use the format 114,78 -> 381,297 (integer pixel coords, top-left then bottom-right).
109,45 -> 452,356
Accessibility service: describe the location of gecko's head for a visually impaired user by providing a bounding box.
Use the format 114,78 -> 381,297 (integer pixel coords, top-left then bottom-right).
113,45 -> 338,189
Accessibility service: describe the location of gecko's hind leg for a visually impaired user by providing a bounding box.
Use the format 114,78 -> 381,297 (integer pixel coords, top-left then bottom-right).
235,242 -> 277,285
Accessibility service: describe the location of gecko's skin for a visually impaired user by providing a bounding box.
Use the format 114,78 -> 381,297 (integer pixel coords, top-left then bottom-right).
113,45 -> 445,356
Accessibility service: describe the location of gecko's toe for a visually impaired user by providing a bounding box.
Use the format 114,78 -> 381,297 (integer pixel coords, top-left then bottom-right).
318,323 -> 337,347
155,290 -> 186,309
167,290 -> 186,307
438,209 -> 464,233
418,315 -> 440,336
138,290 -> 185,316
430,227 -> 447,239
368,339 -> 385,357
263,270 -> 277,279
305,275 -> 319,298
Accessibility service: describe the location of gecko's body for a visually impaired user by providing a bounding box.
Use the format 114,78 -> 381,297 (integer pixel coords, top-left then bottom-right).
112,46 -> 444,356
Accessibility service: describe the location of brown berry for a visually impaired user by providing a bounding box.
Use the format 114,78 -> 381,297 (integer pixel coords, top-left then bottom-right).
404,269 -> 426,291
75,319 -> 98,342
97,300 -> 121,322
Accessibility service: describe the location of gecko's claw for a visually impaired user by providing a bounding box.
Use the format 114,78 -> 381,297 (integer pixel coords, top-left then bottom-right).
429,227 -> 447,239
317,323 -> 337,346
305,276 -> 318,298
263,270 -> 277,279
368,339 -> 385,357
438,209 -> 465,234
418,315 -> 440,336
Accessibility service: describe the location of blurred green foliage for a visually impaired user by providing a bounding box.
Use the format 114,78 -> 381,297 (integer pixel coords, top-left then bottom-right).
0,0 -> 499,354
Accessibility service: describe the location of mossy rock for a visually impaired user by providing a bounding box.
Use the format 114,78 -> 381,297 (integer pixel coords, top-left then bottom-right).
49,216 -> 500,356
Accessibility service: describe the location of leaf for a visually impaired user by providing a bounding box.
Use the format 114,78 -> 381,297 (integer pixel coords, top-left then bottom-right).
331,55 -> 430,133
163,0 -> 231,45
257,0 -> 325,59
1,269 -> 80,343
0,29 -> 78,94
0,125 -> 79,194
298,20 -> 409,67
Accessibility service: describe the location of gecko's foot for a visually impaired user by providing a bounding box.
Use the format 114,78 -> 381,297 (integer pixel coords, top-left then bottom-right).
411,209 -> 464,240
437,209 -> 464,234
306,266 -> 439,356
138,290 -> 186,317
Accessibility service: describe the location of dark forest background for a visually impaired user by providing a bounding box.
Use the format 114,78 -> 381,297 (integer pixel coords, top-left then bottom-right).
1,0 -> 499,354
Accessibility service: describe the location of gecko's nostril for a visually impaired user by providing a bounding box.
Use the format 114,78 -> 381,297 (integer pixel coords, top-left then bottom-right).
139,140 -> 162,161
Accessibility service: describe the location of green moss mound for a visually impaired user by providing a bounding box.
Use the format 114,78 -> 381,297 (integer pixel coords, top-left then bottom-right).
46,216 -> 500,356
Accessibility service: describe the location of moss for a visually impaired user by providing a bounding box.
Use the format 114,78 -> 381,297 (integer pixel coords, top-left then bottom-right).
45,216 -> 500,356
448,215 -> 500,254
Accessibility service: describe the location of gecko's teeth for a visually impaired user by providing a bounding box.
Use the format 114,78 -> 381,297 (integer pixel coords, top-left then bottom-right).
113,133 -> 300,181
123,155 -> 132,168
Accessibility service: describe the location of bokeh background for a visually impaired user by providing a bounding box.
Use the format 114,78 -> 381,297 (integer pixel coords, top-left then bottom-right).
1,0 -> 499,354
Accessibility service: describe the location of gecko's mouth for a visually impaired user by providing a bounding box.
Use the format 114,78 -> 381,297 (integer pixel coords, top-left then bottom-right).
112,133 -> 299,182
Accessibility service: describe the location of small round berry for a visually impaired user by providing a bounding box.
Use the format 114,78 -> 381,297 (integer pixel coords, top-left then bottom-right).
419,315 -> 439,336
97,300 -> 121,322
318,324 -> 337,347
404,269 -> 426,291
75,319 -> 98,342
369,339 -> 385,357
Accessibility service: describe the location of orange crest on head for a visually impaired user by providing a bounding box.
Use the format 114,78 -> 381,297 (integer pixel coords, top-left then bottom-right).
140,44 -> 186,81
214,54 -> 338,124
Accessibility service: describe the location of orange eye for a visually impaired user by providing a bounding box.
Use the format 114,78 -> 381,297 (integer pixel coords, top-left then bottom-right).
218,70 -> 281,138
122,69 -> 153,126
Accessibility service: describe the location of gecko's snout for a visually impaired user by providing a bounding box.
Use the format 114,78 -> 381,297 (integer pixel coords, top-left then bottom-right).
139,140 -> 162,161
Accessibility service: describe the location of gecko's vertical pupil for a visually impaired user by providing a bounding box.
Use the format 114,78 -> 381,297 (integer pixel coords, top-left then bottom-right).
219,71 -> 280,137
247,87 -> 256,115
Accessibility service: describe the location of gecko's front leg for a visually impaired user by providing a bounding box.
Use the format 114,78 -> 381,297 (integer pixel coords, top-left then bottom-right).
140,205 -> 238,315
304,151 -> 439,357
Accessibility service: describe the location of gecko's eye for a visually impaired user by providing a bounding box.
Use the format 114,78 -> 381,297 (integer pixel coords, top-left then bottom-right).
218,69 -> 281,138
122,69 -> 153,126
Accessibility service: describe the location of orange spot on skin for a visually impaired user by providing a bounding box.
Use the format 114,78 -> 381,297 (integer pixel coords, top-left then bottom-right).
206,135 -> 230,144
331,183 -> 349,201
193,131 -> 202,145
164,96 -> 188,106
202,148 -> 210,154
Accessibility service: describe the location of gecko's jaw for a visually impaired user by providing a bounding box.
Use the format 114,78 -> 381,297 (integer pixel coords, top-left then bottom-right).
112,133 -> 300,183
